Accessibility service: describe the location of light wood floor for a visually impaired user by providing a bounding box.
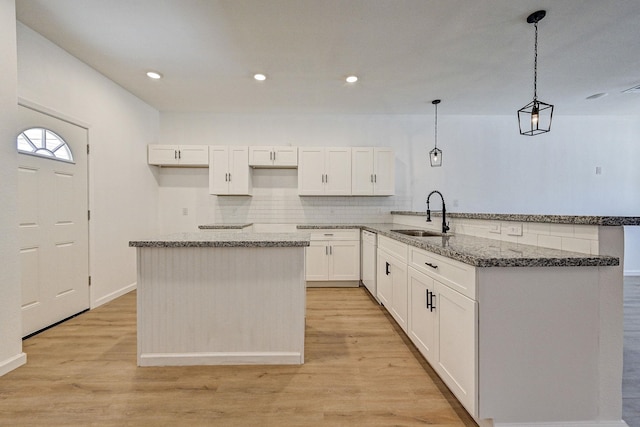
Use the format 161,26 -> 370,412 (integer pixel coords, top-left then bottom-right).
624,275 -> 640,427
0,287 -> 477,426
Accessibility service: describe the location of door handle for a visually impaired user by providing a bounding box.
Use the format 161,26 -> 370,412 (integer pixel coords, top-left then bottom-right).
426,289 -> 431,310
385,262 -> 390,275
178,150 -> 181,159
429,290 -> 436,312
174,150 -> 178,160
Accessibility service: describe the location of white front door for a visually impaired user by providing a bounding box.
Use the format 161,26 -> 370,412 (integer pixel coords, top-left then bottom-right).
17,105 -> 89,337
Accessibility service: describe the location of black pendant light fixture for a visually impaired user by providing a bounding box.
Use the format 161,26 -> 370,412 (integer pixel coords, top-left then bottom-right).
429,99 -> 442,167
518,10 -> 554,136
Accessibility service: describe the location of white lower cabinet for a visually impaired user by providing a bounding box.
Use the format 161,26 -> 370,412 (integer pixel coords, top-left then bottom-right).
408,266 -> 477,417
305,229 -> 360,286
376,236 -> 478,418
377,236 -> 409,333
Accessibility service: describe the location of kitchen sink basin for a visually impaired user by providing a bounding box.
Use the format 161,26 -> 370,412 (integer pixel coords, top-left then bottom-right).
391,229 -> 451,237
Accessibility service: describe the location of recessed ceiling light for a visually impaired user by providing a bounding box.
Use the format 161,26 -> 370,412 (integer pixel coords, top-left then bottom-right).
146,71 -> 163,80
586,92 -> 608,100
345,75 -> 358,83
254,73 -> 267,81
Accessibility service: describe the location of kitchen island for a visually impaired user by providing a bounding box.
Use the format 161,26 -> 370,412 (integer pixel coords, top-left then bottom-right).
129,232 -> 310,366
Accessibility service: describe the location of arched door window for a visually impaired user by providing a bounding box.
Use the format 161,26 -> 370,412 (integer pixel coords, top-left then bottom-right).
17,127 -> 74,163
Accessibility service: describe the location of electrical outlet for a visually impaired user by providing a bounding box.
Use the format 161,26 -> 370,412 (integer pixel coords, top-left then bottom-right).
182,208 -> 189,216
489,223 -> 501,234
506,224 -> 523,236
595,166 -> 602,175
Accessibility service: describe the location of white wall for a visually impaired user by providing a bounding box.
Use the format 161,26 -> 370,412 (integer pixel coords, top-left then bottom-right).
159,112 -> 640,273
416,115 -> 640,273
0,0 -> 26,376
17,23 -> 160,308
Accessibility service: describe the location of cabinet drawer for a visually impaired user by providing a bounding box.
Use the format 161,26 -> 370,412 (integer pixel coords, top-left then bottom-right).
409,247 -> 476,300
378,235 -> 408,262
310,229 -> 359,241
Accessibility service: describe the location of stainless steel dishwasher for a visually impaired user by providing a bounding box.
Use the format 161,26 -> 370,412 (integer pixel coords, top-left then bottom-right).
361,230 -> 378,302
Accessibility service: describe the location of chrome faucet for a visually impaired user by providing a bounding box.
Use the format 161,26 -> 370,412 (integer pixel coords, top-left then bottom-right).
426,190 -> 450,234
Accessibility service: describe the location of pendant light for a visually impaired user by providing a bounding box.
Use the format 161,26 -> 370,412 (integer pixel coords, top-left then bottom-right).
518,10 -> 554,136
429,99 -> 442,167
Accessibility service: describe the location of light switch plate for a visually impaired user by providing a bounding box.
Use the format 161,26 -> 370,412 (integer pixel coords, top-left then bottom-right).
507,224 -> 523,236
489,223 -> 501,234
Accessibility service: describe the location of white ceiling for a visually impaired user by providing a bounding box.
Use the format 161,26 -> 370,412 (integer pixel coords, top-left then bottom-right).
15,0 -> 640,115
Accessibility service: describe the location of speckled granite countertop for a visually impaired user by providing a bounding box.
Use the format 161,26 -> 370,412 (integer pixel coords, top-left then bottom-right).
129,232 -> 310,248
297,224 -> 619,267
198,223 -> 253,230
391,211 -> 640,226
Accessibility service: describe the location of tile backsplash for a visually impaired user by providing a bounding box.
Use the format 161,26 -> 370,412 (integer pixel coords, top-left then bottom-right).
393,214 -> 600,255
205,194 -> 412,225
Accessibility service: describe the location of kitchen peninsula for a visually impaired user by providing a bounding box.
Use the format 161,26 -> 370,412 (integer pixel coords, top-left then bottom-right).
129,232 -> 310,366
298,211 -> 639,427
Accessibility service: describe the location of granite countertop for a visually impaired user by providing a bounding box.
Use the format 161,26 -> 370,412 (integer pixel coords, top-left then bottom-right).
129,232 -> 310,248
298,223 -> 619,268
198,223 -> 253,230
391,211 -> 640,226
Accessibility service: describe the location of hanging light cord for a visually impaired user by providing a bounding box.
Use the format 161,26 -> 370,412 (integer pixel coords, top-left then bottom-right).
533,20 -> 538,101
434,102 -> 438,149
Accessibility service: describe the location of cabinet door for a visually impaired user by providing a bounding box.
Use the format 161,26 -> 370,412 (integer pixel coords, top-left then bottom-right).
305,241 -> 329,281
228,146 -> 250,195
389,255 -> 408,332
209,146 -> 230,194
377,251 -> 392,308
373,147 -> 394,195
298,148 -> 325,195
408,267 -> 438,364
178,145 -> 209,166
435,281 -> 477,416
148,145 -> 179,165
328,240 -> 360,281
273,146 -> 298,167
325,147 -> 352,195
351,147 -> 374,195
249,146 -> 273,166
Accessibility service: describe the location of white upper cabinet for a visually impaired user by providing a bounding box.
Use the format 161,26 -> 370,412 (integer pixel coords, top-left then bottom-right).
298,147 -> 351,196
249,146 -> 298,168
209,146 -> 252,195
148,145 -> 209,167
351,147 -> 394,195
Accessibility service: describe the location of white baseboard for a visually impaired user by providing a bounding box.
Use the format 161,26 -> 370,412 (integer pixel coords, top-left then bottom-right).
494,421 -> 628,427
0,352 -> 27,377
138,351 -> 304,367
91,282 -> 137,309
624,270 -> 640,277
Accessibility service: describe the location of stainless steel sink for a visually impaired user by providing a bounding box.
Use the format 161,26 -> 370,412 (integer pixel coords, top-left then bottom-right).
391,229 -> 451,237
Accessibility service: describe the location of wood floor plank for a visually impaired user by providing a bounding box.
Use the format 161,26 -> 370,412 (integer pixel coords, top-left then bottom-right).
0,287 -> 477,426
